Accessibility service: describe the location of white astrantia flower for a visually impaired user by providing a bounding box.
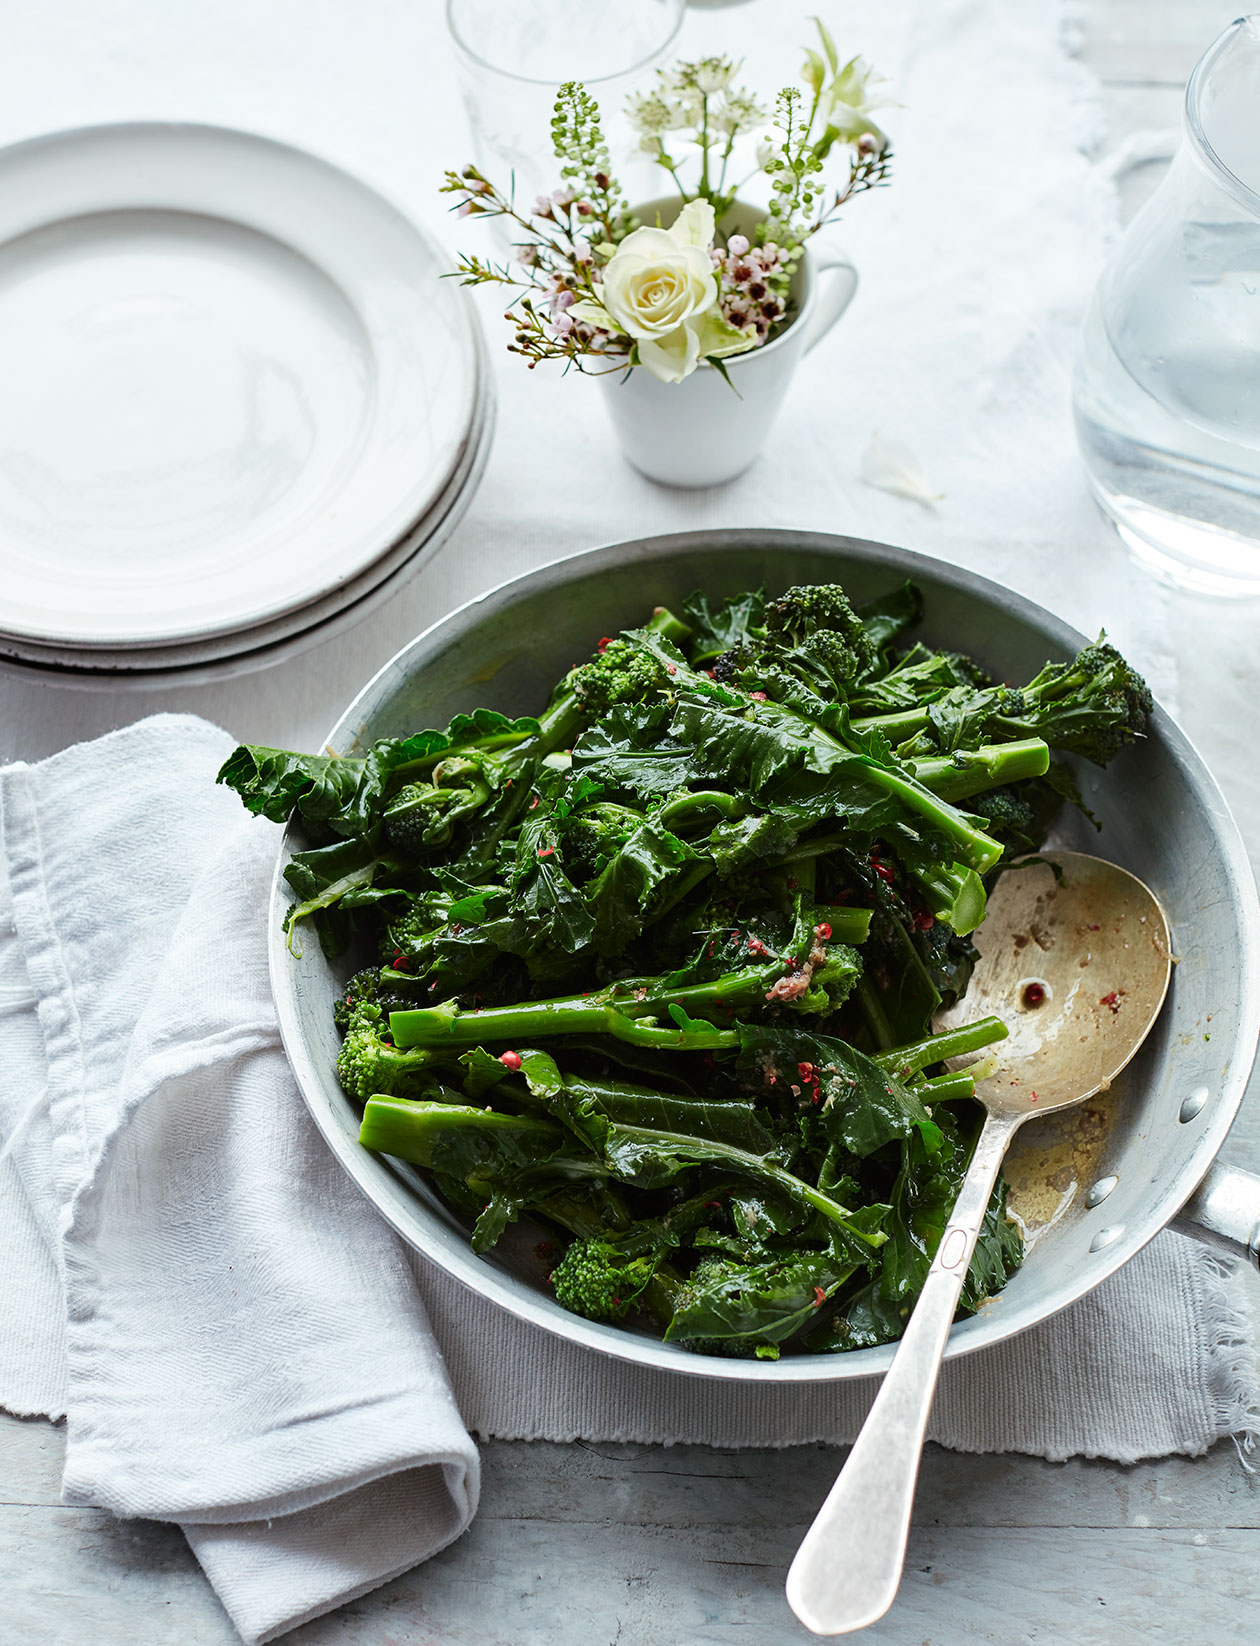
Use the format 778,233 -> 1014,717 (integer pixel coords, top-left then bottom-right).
626,91 -> 672,136
693,57 -> 735,95
713,90 -> 765,138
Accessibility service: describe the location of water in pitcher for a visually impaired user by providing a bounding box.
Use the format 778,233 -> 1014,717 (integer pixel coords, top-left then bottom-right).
1074,16 -> 1260,593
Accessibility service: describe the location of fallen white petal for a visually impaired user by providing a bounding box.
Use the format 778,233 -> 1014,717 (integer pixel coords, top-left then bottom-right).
860,433 -> 945,507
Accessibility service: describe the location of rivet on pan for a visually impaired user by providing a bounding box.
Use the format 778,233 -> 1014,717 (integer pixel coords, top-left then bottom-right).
1090,1225 -> 1124,1253
1085,1176 -> 1118,1209
1179,1087 -> 1209,1123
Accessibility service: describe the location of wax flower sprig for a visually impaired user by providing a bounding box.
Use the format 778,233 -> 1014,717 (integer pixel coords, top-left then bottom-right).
441,20 -> 893,384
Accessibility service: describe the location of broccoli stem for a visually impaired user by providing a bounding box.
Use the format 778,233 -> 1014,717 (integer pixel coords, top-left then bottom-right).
874,1015 -> 1008,1079
631,624 -> 1012,876
387,731 -> 535,785
530,689 -> 585,757
648,605 -> 692,646
918,1069 -> 978,1104
389,958 -> 801,1052
605,1016 -> 741,1051
359,1098 -> 565,1162
808,905 -> 873,944
359,1101 -> 881,1250
391,988 -> 745,1052
658,790 -> 748,827
856,760 -> 1004,872
909,739 -> 1050,802
912,860 -> 988,936
384,684 -> 587,792
850,707 -> 929,743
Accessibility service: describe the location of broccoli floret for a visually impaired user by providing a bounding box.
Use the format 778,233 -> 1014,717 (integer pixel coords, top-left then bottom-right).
968,784 -> 1038,849
570,638 -> 670,716
336,1001 -> 439,1104
383,757 -> 493,857
710,640 -> 761,687
568,607 -> 693,718
332,966 -> 417,1033
334,967 -> 381,1034
563,801 -> 645,880
763,584 -> 877,684
993,641 -> 1153,766
711,583 -> 878,706
383,901 -> 442,962
550,1236 -> 662,1321
382,876 -> 503,969
383,783 -> 453,854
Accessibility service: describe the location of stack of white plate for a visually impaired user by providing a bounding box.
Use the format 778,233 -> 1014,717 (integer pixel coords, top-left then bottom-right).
0,123 -> 492,687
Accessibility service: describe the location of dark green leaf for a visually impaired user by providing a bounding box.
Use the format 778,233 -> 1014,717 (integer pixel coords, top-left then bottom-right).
218,745 -> 364,826
683,588 -> 766,658
854,580 -> 924,659
739,1024 -> 942,1158
665,1251 -> 858,1347
588,818 -> 703,953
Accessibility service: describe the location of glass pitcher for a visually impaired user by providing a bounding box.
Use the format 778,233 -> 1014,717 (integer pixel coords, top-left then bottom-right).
1074,15 -> 1260,594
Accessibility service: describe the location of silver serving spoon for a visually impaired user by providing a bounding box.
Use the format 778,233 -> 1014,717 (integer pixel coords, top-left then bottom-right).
786,852 -> 1173,1636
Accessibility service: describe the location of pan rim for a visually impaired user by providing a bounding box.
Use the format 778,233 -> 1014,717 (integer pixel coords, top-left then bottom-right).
269,528 -> 1260,1384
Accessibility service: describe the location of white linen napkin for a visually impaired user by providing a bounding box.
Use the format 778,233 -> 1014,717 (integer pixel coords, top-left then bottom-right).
2,715 -> 1259,1642
0,716 -> 477,1646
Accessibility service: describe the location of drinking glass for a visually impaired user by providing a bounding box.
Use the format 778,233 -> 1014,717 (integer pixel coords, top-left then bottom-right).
1074,15 -> 1260,594
446,0 -> 685,219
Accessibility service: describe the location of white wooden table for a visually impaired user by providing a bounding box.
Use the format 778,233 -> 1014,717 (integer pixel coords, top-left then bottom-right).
4,3 -> 1259,1642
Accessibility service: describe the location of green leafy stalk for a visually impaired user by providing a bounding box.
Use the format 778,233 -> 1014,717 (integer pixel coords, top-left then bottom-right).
359,1098 -> 885,1253
874,1016 -> 1008,1080
909,740 -> 1050,803
389,967 -> 775,1051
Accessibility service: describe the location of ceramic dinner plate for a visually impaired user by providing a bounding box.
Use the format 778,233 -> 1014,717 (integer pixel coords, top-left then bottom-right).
0,124 -> 483,649
0,366 -> 493,679
0,379 -> 494,689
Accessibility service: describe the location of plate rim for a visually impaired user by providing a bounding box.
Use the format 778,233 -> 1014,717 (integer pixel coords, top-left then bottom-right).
0,119 -> 484,647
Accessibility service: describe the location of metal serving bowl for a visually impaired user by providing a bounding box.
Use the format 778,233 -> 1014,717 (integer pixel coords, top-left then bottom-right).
270,529 -> 1260,1383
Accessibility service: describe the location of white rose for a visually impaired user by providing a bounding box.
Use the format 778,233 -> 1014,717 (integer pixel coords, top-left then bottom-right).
597,200 -> 718,383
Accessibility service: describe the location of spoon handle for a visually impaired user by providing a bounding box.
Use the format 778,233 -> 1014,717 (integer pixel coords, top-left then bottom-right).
786,1107 -> 1023,1636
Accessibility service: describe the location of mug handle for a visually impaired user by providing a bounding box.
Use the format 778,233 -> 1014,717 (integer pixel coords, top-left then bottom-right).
800,246 -> 858,353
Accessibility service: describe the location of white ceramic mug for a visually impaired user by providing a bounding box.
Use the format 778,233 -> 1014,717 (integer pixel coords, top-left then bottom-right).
596,208 -> 858,488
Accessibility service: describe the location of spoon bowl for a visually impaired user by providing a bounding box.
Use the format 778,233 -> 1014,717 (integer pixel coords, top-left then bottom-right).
939,852 -> 1174,1115
786,852 -> 1173,1636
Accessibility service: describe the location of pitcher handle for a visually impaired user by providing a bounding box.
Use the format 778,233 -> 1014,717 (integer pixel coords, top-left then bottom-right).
800,246 -> 858,354
1099,127 -> 1179,183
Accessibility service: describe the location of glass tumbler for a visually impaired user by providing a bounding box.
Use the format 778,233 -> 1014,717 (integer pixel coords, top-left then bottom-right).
446,0 -> 685,221
1074,16 -> 1260,593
